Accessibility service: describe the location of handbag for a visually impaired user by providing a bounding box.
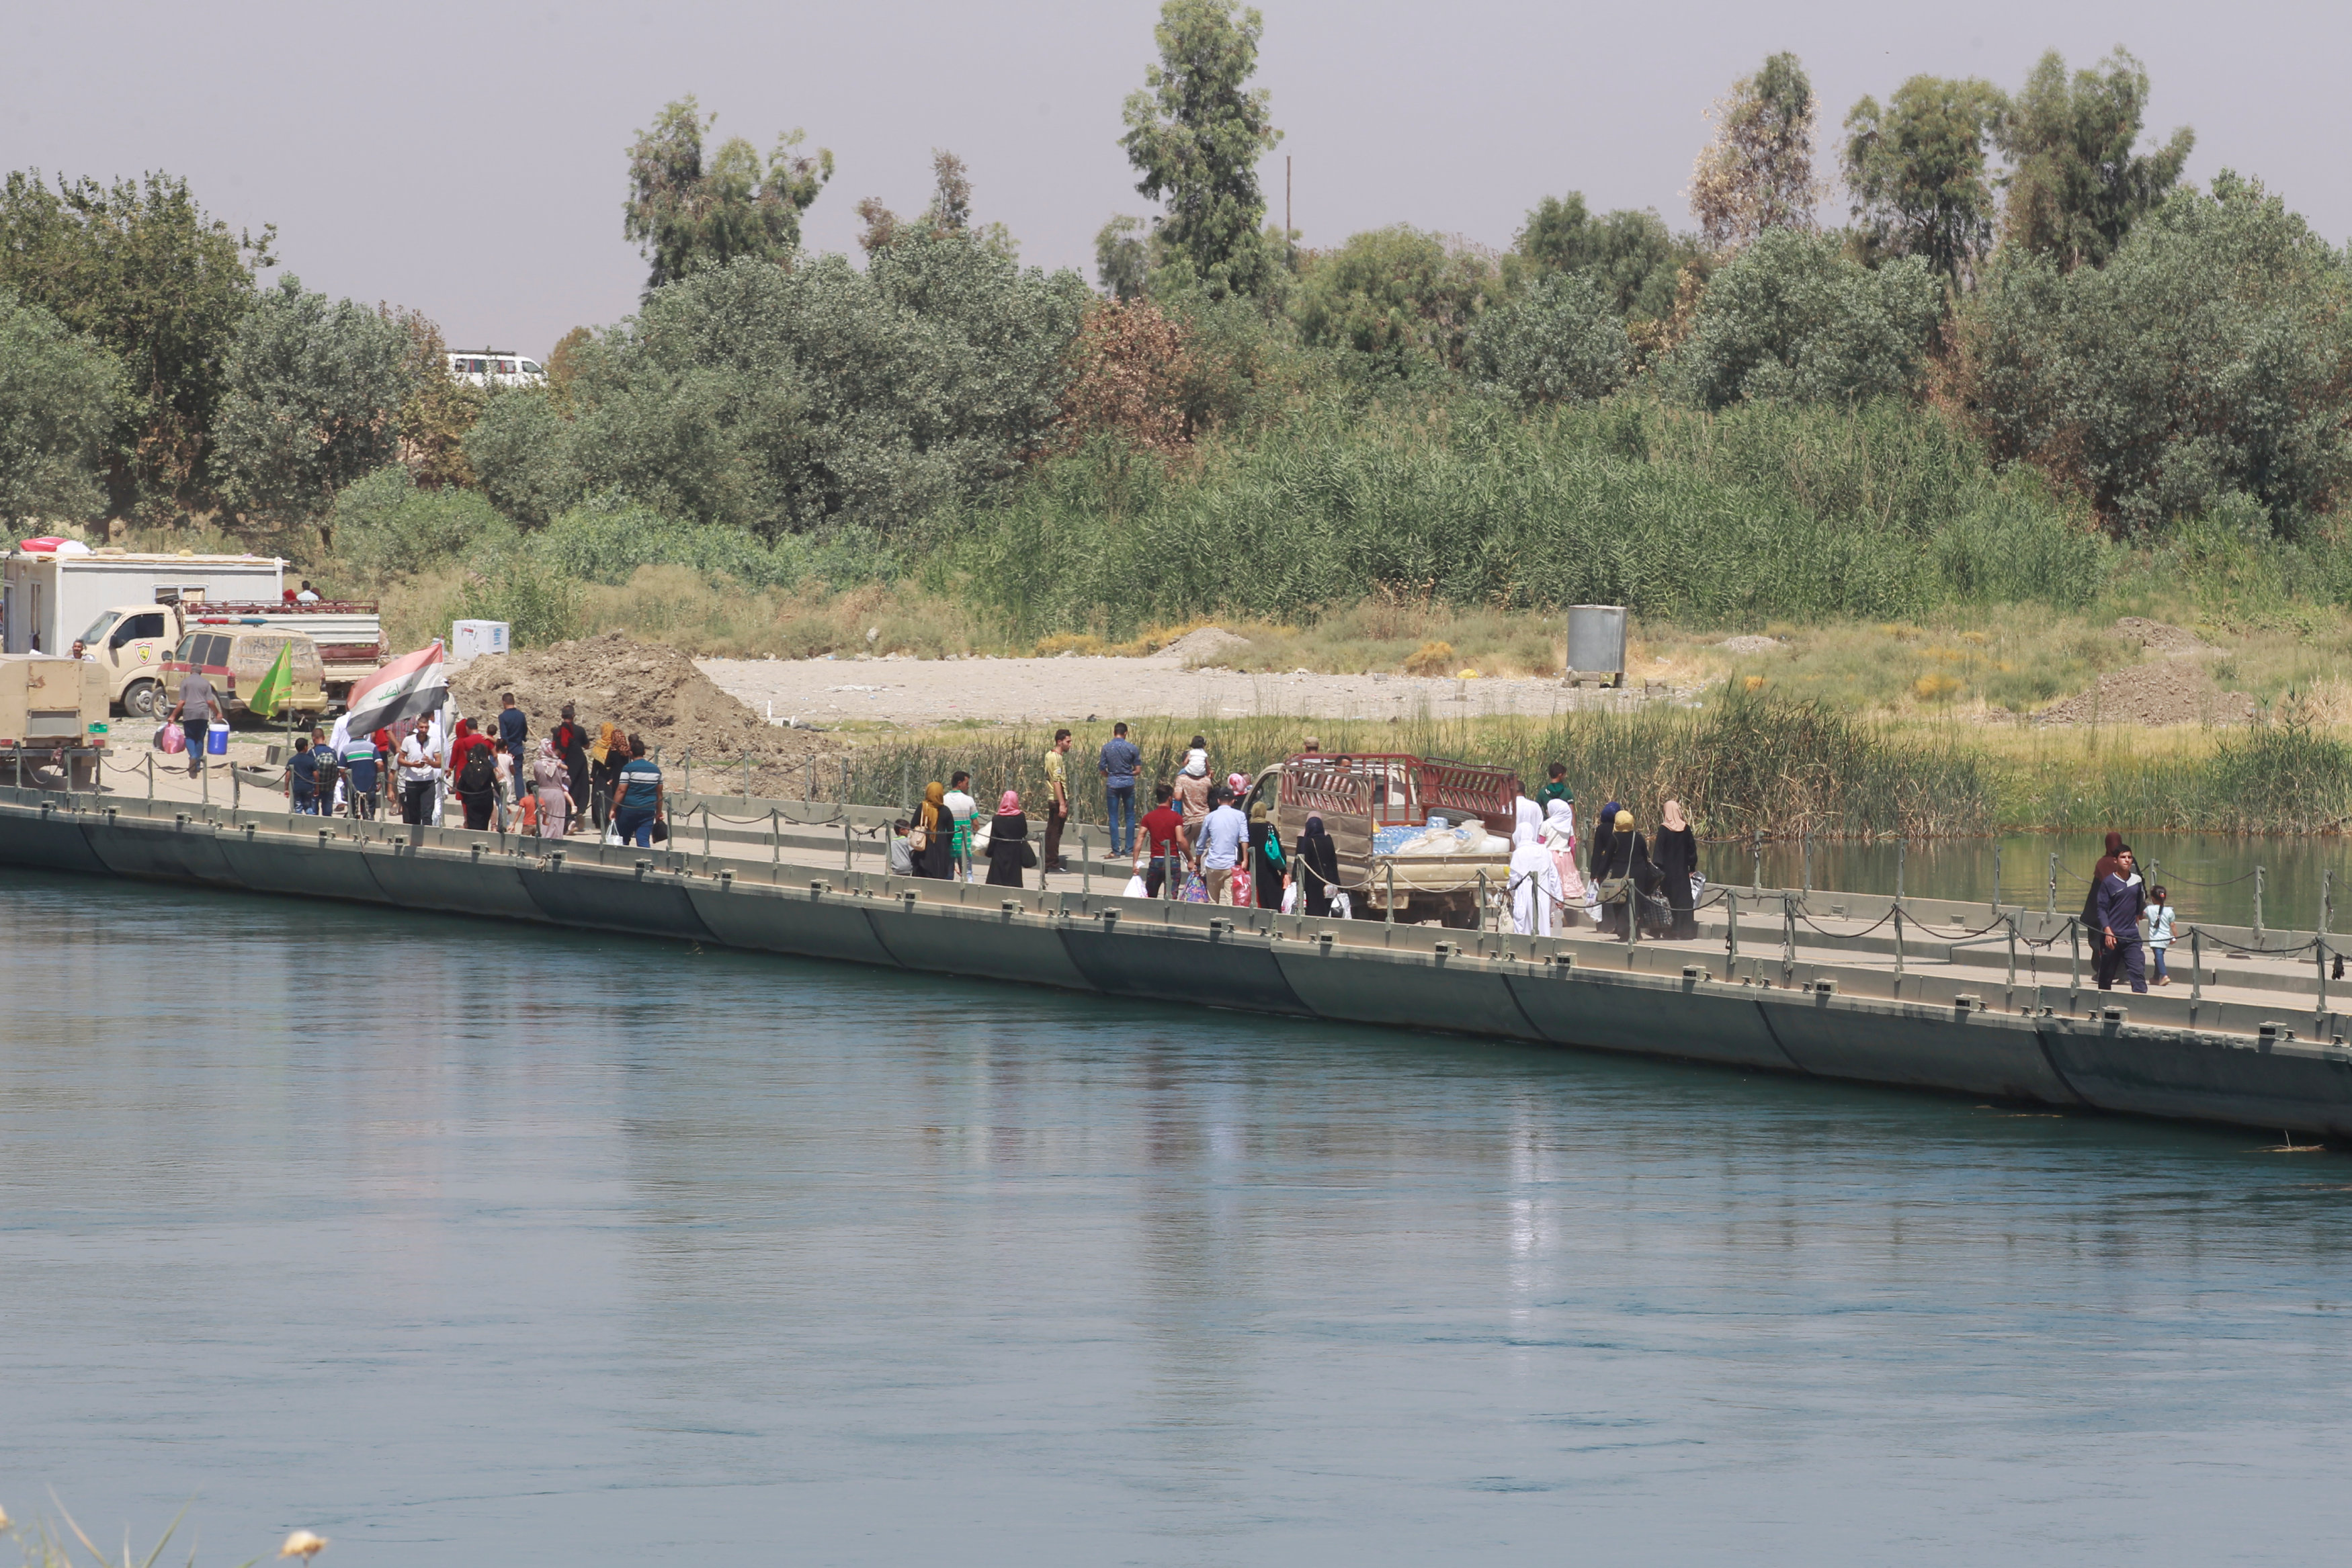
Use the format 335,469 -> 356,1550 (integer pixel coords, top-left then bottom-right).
1019,838 -> 1039,869
651,818 -> 669,843
907,824 -> 929,852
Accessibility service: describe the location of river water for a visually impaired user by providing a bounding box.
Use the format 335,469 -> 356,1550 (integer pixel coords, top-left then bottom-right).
5,869 -> 2351,1566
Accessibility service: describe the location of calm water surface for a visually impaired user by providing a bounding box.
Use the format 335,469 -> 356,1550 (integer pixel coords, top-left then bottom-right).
5,869 -> 2352,1565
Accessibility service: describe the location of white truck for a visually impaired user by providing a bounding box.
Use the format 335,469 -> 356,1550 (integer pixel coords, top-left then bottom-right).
2,547 -> 384,715
4,546 -> 284,656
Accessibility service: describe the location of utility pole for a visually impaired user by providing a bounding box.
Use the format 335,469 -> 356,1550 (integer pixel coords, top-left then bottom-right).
1286,155 -> 1293,267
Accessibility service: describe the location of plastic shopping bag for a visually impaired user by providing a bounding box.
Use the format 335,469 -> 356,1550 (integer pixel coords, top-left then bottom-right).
1230,869 -> 1253,906
1329,889 -> 1353,920
157,722 -> 185,754
1122,874 -> 1148,900
1282,882 -> 1299,914
1180,873 -> 1211,904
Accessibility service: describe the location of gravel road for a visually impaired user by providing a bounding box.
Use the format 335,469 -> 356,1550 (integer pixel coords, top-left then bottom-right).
698,651 -> 1687,729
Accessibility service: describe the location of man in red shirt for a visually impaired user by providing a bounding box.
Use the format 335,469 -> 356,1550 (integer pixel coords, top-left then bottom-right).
1137,783 -> 1185,898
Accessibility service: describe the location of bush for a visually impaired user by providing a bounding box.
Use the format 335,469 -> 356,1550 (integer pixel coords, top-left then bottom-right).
1955,174 -> 2352,533
1675,228 -> 1941,409
1464,271 -> 1631,406
464,238 -> 1090,537
329,464 -> 509,572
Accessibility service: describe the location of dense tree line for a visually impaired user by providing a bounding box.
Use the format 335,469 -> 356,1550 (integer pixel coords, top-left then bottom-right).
3,2 -> 2348,564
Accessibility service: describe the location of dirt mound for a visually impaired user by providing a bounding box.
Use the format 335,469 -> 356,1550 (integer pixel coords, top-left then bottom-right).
2037,660 -> 2259,727
1151,625 -> 1253,665
2111,617 -> 2215,655
450,632 -> 841,789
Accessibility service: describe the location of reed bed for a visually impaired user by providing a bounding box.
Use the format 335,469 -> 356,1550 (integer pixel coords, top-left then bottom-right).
844,696 -> 2352,840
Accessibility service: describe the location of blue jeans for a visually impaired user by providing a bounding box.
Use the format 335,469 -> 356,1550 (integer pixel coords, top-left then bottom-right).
1105,785 -> 1137,856
615,808 -> 656,848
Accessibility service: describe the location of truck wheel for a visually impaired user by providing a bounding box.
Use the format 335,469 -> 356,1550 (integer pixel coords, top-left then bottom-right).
122,679 -> 161,718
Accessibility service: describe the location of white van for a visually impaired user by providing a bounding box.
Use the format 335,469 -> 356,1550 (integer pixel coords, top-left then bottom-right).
446,349 -> 546,388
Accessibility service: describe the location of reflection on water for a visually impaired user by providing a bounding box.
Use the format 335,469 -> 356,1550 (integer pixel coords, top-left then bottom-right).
1722,830 -> 2352,928
5,869 -> 2352,1565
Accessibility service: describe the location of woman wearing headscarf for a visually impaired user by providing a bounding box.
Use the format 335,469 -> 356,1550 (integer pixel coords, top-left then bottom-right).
591,722 -> 626,832
915,782 -> 954,879
1595,806 -> 1652,940
984,789 -> 1033,887
1248,799 -> 1286,909
1509,820 -> 1563,937
1295,814 -> 1341,918
1651,800 -> 1699,940
1588,800 -> 1622,934
533,738 -> 571,839
1541,797 -> 1588,926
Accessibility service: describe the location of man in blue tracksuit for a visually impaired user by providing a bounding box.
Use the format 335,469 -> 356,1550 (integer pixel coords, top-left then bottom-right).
2096,846 -> 2148,994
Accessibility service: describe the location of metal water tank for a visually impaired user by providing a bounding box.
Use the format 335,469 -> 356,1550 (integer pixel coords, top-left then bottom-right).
1565,605 -> 1626,686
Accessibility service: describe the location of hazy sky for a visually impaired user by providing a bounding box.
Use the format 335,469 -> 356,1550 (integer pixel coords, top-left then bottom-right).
6,0 -> 2344,357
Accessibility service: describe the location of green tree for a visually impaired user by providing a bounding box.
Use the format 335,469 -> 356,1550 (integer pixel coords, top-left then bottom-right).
624,95 -> 833,299
382,306 -> 484,490
1842,75 -> 2007,295
1996,48 -> 2193,271
1119,0 -> 1282,298
854,151 -> 1019,260
0,288 -> 124,523
212,275 -> 409,532
1291,227 -> 1503,381
1689,53 -> 1824,251
0,169 -> 273,519
1095,215 -> 1152,300
1677,228 -> 1941,409
1956,175 -> 2352,533
1515,195 -> 1686,318
466,240 -> 1089,535
1464,271 -> 1631,406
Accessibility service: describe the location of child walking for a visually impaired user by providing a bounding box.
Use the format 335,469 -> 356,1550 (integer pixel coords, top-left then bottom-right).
2146,885 -> 2177,986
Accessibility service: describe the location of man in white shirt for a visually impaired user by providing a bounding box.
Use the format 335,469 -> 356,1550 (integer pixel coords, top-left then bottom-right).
294,580 -> 321,603
396,724 -> 440,826
1196,785 -> 1251,905
943,770 -> 978,881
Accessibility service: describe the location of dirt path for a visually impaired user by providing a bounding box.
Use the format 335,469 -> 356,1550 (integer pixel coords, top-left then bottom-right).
698,650 -> 1689,730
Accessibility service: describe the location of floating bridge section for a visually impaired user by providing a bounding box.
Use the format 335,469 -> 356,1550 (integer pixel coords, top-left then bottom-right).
3,782 -> 2349,1141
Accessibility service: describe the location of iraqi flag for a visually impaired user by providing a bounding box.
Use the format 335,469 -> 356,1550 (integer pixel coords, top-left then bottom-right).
343,640 -> 448,736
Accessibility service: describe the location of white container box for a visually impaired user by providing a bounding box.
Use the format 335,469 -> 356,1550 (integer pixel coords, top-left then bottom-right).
450,619 -> 510,660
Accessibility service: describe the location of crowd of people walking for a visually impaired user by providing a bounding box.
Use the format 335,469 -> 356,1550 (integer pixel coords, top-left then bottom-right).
279,692 -> 669,846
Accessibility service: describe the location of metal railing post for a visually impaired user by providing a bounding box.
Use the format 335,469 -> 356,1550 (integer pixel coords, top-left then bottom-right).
1081,828 -> 1091,896
146,752 -> 154,801
682,749 -> 693,798
2069,918 -> 2081,1007
1896,837 -> 1905,903
2007,912 -> 2018,990
1478,869 -> 1489,933
2048,851 -> 2058,918
702,803 -> 712,858
2191,926 -> 2203,1004
1893,902 -> 1904,979
1386,863 -> 1396,924
1781,891 -> 1795,979
1628,881 -> 1640,950
1802,827 -> 1812,894
1726,889 -> 1739,967
2255,865 -> 2265,945
1992,842 -> 2002,915
1752,829 -> 1762,894
842,820 -> 852,874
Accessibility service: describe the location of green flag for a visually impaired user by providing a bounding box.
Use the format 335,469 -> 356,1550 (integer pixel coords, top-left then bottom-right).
249,640 -> 294,720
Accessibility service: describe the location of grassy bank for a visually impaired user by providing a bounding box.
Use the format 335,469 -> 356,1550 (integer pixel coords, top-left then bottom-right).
839,697 -> 2352,839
